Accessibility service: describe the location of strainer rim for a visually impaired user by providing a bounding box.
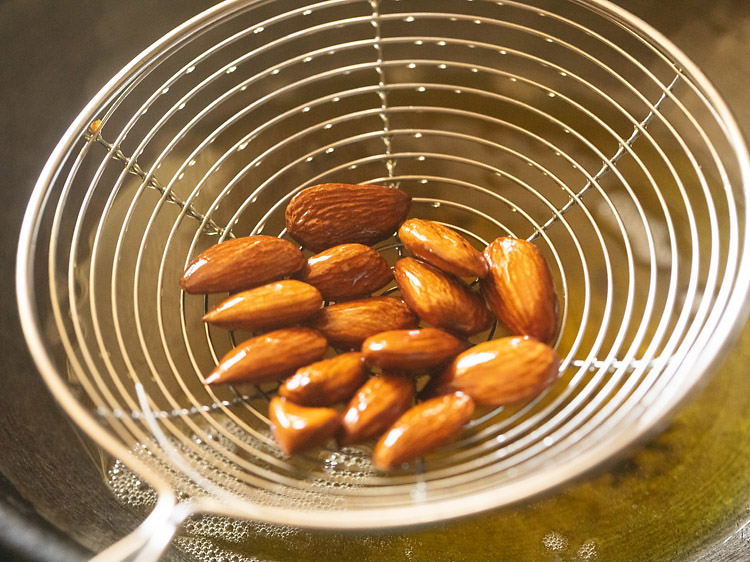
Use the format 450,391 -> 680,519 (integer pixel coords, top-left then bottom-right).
15,0 -> 750,530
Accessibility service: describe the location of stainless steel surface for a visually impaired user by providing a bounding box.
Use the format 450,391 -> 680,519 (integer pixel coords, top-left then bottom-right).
16,0 -> 750,541
4,1 -> 750,560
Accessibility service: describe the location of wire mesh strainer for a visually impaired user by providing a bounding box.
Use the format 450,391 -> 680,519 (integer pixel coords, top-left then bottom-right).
16,0 -> 750,559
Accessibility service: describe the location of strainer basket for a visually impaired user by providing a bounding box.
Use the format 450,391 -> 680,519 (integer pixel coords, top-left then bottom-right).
17,0 -> 750,559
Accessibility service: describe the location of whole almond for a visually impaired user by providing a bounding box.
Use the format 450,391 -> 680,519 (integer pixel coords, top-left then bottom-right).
202,280 -> 322,331
279,352 -> 367,407
339,375 -> 415,446
481,237 -> 558,343
204,327 -> 327,385
362,328 -> 467,372
308,297 -> 419,349
269,397 -> 340,455
285,183 -> 411,251
298,243 -> 392,301
180,235 -> 304,294
373,392 -> 474,469
426,336 -> 559,406
398,218 -> 488,278
394,257 -> 493,336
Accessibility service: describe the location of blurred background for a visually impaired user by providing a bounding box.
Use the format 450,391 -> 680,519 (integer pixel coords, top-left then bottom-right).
2,1 -> 750,560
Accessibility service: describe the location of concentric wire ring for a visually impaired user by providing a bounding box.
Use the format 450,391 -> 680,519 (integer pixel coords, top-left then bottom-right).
17,0 -> 750,529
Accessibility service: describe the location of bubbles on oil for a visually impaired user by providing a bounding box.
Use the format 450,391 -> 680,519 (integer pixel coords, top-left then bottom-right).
107,457 -> 157,509
576,540 -> 599,560
174,537 -> 262,562
105,427 -> 311,558
324,448 -> 373,473
541,531 -> 599,561
102,412 -> 421,561
182,514 -> 251,544
543,530 -> 569,553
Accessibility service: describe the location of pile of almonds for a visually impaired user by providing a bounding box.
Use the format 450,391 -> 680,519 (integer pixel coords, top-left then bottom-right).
180,183 -> 560,470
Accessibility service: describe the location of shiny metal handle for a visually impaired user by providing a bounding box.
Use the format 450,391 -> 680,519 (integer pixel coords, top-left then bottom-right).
90,494 -> 193,562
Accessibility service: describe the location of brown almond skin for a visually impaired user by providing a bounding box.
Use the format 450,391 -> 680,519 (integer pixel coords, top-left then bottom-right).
394,257 -> 493,337
298,243 -> 392,301
426,336 -> 559,406
339,375 -> 415,446
202,280 -> 322,331
278,352 -> 367,407
481,237 -> 558,343
180,235 -> 305,294
308,297 -> 419,349
204,327 -> 327,385
398,219 -> 488,278
373,392 -> 474,469
269,397 -> 340,455
362,328 -> 467,372
285,183 -> 412,251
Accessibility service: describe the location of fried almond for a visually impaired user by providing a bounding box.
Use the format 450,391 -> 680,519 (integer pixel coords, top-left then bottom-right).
269,397 -> 340,455
285,183 -> 411,251
481,237 -> 558,343
362,328 -> 467,372
180,235 -> 304,294
373,392 -> 474,469
279,352 -> 367,407
204,327 -> 327,385
298,243 -> 392,301
308,297 -> 419,349
426,336 -> 559,406
394,257 -> 493,336
339,375 -> 415,446
398,218 -> 488,278
202,280 -> 322,331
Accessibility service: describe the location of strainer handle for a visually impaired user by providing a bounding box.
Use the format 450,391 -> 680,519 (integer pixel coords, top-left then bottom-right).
89,494 -> 191,562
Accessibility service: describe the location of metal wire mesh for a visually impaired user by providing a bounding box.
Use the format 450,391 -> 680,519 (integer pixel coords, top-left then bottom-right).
17,0 -> 750,530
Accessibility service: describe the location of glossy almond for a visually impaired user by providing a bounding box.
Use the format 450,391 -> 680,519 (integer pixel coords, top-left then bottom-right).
481,237 -> 558,343
278,352 -> 367,406
394,257 -> 493,336
308,297 -> 419,349
398,219 -> 488,278
298,243 -> 392,301
269,397 -> 340,455
427,336 -> 559,406
339,375 -> 415,446
180,235 -> 304,294
202,280 -> 322,331
285,183 -> 412,251
204,327 -> 327,385
373,392 -> 474,469
362,328 -> 467,372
